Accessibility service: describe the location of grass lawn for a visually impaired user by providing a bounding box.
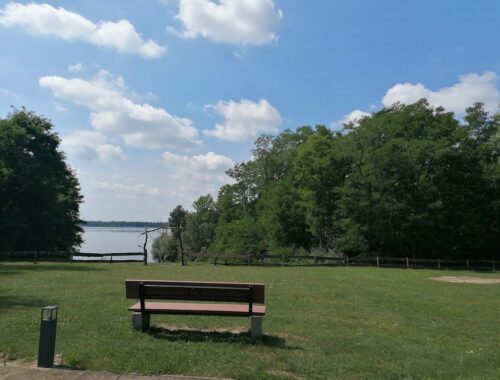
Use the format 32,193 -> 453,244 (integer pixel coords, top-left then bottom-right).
1,262 -> 499,379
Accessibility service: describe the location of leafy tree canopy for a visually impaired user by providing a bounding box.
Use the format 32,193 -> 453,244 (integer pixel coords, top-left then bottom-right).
0,109 -> 83,251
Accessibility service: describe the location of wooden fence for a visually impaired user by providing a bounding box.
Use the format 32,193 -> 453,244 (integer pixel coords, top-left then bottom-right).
0,251 -> 144,264
0,251 -> 497,271
187,253 -> 498,272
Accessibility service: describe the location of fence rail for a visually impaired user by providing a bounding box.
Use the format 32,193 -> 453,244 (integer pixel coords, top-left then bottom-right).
0,251 -> 144,264
0,251 -> 497,271
187,253 -> 498,272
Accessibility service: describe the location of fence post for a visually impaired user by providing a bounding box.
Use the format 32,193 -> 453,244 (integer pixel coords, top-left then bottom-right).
493,260 -> 496,272
110,254 -> 113,264
346,256 -> 349,266
247,254 -> 250,266
281,255 -> 285,267
406,257 -> 409,269
33,251 -> 38,264
70,253 -> 73,264
214,254 -> 217,266
376,256 -> 380,268
466,259 -> 469,271
438,259 -> 441,270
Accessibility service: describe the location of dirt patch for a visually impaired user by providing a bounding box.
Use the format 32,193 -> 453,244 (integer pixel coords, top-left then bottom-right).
155,324 -> 247,335
431,276 -> 500,284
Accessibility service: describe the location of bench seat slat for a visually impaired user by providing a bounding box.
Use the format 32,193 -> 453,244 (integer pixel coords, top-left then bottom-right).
128,302 -> 266,316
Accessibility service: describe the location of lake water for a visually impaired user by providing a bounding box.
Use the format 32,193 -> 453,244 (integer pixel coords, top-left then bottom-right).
78,226 -> 164,262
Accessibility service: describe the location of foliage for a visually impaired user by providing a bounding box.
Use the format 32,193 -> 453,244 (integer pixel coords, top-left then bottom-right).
167,100 -> 499,260
168,205 -> 187,265
184,195 -> 218,254
0,109 -> 83,251
152,232 -> 179,262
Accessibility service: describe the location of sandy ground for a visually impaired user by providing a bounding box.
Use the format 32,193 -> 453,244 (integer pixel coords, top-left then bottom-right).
431,276 -> 500,284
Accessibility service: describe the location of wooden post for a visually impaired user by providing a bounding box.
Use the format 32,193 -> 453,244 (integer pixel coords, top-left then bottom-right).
142,227 -> 148,266
346,256 -> 349,266
110,254 -> 113,264
406,257 -> 409,269
281,255 -> 285,267
33,251 -> 37,264
466,259 -> 469,270
70,253 -> 73,264
493,260 -> 496,272
376,256 -> 380,268
214,254 -> 217,266
438,259 -> 441,270
247,254 -> 250,265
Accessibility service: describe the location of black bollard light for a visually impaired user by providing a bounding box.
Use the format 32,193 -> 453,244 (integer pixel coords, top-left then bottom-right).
37,306 -> 58,368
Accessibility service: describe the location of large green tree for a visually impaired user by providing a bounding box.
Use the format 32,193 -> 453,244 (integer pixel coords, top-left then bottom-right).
184,194 -> 218,254
168,205 -> 187,265
337,100 -> 499,258
0,109 -> 83,251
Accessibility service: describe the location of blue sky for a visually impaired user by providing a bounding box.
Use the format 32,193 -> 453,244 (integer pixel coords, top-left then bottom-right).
1,0 -> 499,220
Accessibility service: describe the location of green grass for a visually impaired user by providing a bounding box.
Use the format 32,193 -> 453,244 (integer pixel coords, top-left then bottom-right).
1,262 -> 499,379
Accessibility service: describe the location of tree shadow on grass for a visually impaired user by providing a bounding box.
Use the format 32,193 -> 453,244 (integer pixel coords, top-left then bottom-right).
0,295 -> 53,312
147,324 -> 297,349
0,263 -> 105,273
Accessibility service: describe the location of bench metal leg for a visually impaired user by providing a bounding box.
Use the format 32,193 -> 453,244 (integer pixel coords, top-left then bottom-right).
250,316 -> 263,340
132,312 -> 150,331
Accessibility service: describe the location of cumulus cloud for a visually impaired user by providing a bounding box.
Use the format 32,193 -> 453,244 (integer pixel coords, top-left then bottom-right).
39,70 -> 200,150
162,151 -> 234,199
335,109 -> 370,127
382,71 -> 500,114
203,98 -> 282,141
163,151 -> 233,182
61,130 -> 125,160
0,2 -> 165,59
169,0 -> 283,45
336,71 -> 500,128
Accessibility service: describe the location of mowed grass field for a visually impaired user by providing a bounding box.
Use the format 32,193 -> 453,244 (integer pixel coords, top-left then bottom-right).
1,263 -> 499,379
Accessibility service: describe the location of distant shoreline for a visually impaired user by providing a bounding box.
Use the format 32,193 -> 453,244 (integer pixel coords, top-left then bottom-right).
82,221 -> 167,228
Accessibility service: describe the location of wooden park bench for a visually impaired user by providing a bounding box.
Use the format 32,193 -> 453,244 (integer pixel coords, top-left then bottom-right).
125,280 -> 266,339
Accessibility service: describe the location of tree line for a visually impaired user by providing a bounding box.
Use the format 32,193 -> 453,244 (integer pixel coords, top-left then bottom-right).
154,100 -> 499,262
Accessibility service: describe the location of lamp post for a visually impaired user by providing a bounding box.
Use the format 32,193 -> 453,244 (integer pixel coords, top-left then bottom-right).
37,306 -> 58,368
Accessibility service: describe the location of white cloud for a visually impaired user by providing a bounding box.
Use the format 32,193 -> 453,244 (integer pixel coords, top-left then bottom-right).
162,151 -> 234,198
53,102 -> 68,112
68,63 -> 83,73
336,71 -> 500,128
61,130 -> 125,160
93,180 -> 161,199
169,0 -> 283,45
0,88 -> 20,98
39,71 -> 200,150
203,98 -> 282,141
335,109 -> 370,127
0,2 -> 165,59
382,71 -> 500,114
163,151 -> 233,182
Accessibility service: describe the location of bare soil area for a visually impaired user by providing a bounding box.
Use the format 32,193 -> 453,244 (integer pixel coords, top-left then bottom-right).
431,276 -> 500,284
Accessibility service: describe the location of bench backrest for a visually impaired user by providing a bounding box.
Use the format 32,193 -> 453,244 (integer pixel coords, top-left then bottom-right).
125,280 -> 265,304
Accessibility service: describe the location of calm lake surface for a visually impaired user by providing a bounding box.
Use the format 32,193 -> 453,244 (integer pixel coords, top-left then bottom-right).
78,226 -> 164,262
